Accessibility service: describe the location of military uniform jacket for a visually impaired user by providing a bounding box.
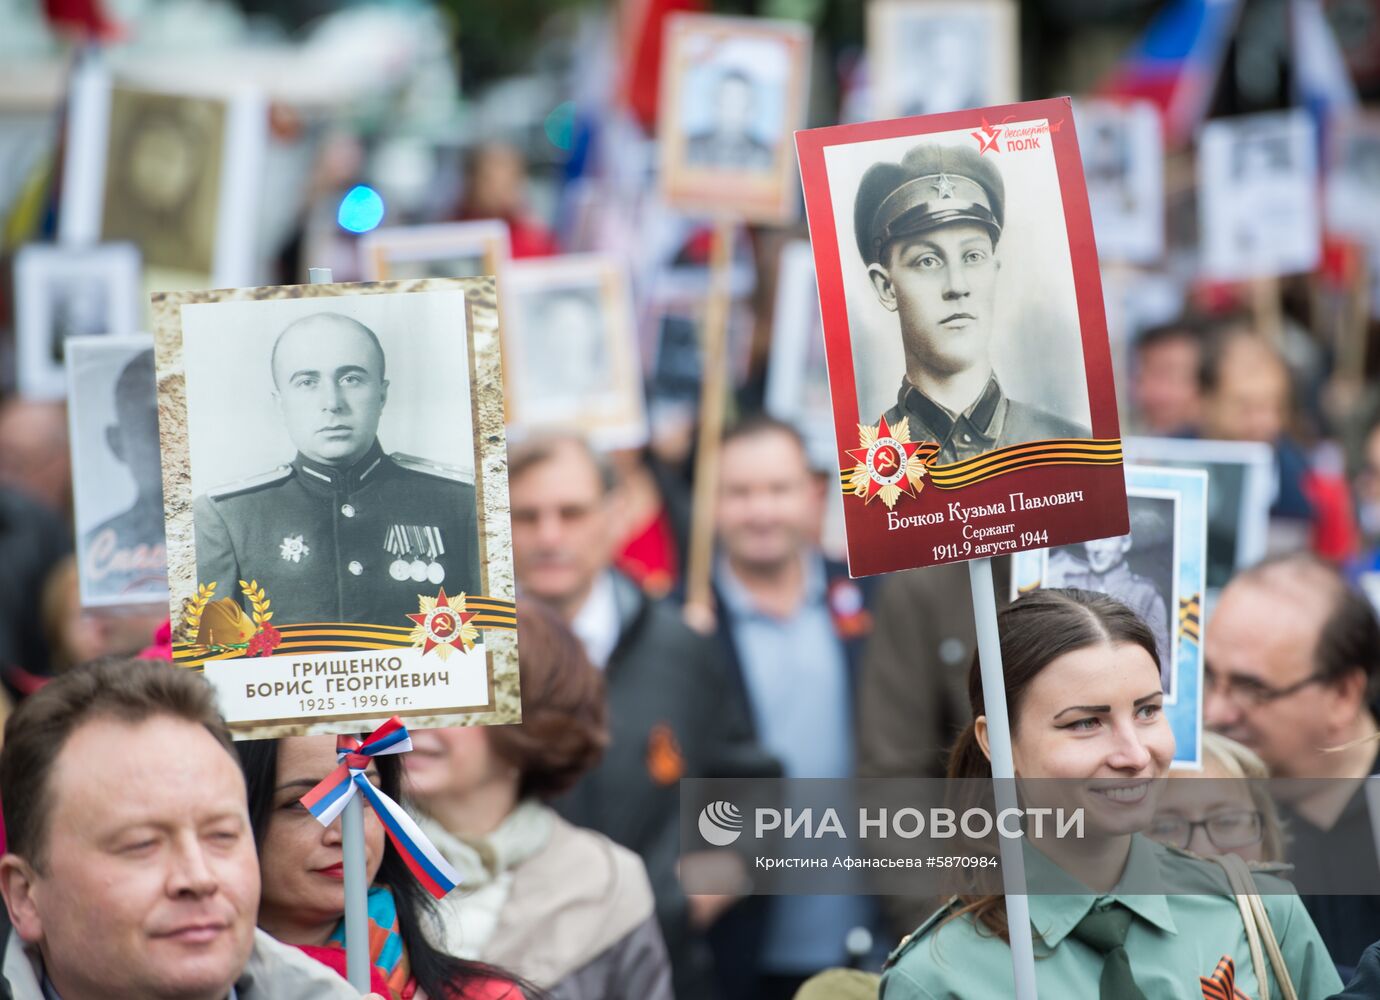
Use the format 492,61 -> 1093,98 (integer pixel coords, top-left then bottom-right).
194,440 -> 481,626
1046,551 -> 1172,679
879,835 -> 1342,999
882,374 -> 1090,466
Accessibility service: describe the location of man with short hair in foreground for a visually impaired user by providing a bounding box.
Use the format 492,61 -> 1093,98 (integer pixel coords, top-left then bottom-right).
0,658 -> 370,1000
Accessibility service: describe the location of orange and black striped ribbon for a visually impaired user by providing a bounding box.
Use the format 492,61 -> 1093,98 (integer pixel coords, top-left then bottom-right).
173,595 -> 517,664
1199,955 -> 1251,1000
1179,594 -> 1201,645
841,438 -> 1123,495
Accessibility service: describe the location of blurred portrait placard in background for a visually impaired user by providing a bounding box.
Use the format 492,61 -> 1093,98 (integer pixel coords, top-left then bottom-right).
14,242 -> 142,400
153,278 -> 520,738
66,334 -> 168,608
658,12 -> 812,223
1325,114 -> 1380,316
1075,98 -> 1164,264
1198,109 -> 1320,281
797,98 -> 1127,577
866,0 -> 1018,122
1013,464 -> 1208,766
64,77 -> 267,292
765,239 -> 836,472
360,219 -> 512,282
1126,436 -> 1274,597
506,254 -> 648,450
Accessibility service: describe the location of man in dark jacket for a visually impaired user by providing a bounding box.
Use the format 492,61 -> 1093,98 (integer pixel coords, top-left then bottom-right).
705,416 -> 879,999
508,435 -> 778,1000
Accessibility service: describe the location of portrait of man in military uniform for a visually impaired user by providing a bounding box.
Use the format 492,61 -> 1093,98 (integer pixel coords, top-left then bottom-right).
520,288 -> 609,403
852,142 -> 1091,464
69,337 -> 168,605
191,310 -> 482,627
1045,494 -> 1176,693
684,67 -> 777,171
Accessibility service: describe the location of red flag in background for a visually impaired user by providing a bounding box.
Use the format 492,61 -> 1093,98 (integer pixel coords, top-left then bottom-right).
43,0 -> 123,41
620,0 -> 704,131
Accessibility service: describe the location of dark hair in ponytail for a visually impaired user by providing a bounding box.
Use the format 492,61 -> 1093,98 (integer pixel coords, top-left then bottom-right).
237,739 -> 542,999
943,588 -> 1161,941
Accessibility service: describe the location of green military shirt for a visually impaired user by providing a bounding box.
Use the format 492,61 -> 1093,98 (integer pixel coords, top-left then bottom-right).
193,439 -> 482,627
881,374 -> 1090,466
880,835 -> 1342,999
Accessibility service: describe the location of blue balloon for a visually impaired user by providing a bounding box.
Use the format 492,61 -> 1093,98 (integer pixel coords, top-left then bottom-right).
337,185 -> 385,234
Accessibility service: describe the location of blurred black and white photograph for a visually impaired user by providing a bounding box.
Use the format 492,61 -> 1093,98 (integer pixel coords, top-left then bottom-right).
15,242 -> 141,399
765,239 -> 835,471
1045,493 -> 1177,692
1198,110 -> 1320,281
659,12 -> 812,223
65,335 -> 167,607
360,219 -> 511,282
867,0 -> 1017,121
1076,98 -> 1165,264
507,255 -> 647,449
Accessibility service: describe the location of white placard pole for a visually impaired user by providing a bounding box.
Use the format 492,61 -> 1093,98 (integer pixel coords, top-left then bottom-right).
307,265 -> 370,994
968,557 -> 1038,999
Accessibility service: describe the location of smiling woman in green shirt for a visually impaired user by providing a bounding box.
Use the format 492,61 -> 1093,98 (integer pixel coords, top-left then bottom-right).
880,589 -> 1342,1000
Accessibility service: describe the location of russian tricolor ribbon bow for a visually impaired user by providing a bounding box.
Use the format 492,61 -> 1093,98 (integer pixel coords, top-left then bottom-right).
299,717 -> 461,899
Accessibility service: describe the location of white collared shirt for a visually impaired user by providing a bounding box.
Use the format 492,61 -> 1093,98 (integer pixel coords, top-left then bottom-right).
569,572 -> 620,669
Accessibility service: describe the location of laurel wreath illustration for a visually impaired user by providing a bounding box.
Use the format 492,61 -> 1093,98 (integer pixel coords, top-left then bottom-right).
175,582 -> 218,644
177,579 -> 283,658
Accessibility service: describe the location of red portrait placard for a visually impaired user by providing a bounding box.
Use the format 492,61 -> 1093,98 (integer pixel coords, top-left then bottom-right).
796,98 -> 1128,576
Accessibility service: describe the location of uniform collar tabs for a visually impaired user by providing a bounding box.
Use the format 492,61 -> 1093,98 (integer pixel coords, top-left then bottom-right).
899,373 -> 1003,441
293,439 -> 386,492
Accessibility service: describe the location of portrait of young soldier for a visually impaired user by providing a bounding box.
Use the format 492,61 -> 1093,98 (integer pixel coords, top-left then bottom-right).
522,289 -> 609,403
854,143 -> 1089,464
685,67 -> 776,171
192,311 -> 481,627
81,348 -> 167,599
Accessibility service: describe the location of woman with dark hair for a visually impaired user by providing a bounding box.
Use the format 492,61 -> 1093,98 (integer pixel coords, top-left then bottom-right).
403,599 -> 672,1000
236,735 -> 524,999
881,588 -> 1340,999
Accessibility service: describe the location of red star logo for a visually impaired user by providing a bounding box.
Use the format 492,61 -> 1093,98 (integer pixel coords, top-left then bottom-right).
406,588 -> 476,655
845,415 -> 926,504
972,117 -> 1003,155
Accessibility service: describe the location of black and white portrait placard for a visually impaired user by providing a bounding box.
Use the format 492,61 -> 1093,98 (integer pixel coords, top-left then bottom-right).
505,254 -> 647,450
867,0 -> 1018,121
658,12 -> 812,223
1198,110 -> 1321,281
66,334 -> 167,607
1075,98 -> 1165,264
796,98 -> 1128,577
15,242 -> 141,400
1324,114 -> 1380,248
1012,465 -> 1209,767
360,220 -> 512,282
765,239 -> 835,471
821,120 -> 1094,453
153,278 -> 520,739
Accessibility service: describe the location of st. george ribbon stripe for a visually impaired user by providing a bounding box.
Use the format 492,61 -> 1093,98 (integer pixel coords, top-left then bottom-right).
300,716 -> 460,899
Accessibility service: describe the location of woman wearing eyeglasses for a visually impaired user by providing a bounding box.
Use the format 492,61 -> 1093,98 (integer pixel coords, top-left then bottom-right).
1149,731 -> 1286,863
879,589 -> 1341,1000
